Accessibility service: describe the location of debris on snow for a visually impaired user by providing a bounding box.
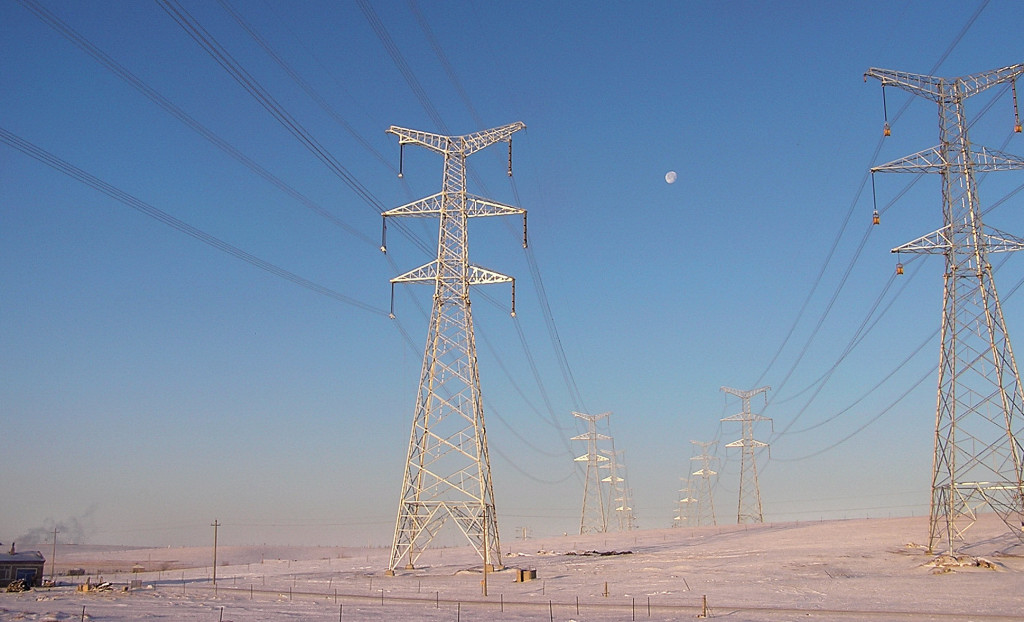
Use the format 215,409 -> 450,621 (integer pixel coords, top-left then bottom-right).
924,554 -> 1001,573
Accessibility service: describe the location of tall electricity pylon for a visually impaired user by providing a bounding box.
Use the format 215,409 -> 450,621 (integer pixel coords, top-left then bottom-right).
573,411 -> 611,534
603,448 -> 636,531
690,440 -> 719,526
721,386 -> 771,524
674,479 -> 696,527
867,65 -> 1024,554
382,122 -> 527,574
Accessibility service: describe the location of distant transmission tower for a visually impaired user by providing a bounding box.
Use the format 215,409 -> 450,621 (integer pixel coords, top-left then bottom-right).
573,411 -> 611,534
721,386 -> 771,524
381,122 -> 527,574
867,65 -> 1024,554
603,448 -> 636,531
690,440 -> 719,526
674,478 -> 696,527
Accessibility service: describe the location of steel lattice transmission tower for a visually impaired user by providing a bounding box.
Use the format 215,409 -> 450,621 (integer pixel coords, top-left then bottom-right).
867,65 -> 1024,554
381,122 -> 527,574
603,448 -> 637,531
721,386 -> 771,524
573,411 -> 611,534
674,478 -> 696,527
690,440 -> 719,527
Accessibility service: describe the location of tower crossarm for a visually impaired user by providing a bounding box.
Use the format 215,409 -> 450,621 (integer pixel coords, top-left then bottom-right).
891,226 -> 951,255
865,65 -> 1024,102
387,122 -> 525,157
467,265 -> 514,286
725,439 -> 769,449
466,195 -> 526,217
574,453 -> 610,462
389,261 -> 516,286
390,260 -> 439,285
384,193 -> 525,219
458,122 -> 525,155
689,455 -> 717,462
720,386 -> 770,402
387,126 -> 449,154
871,146 -> 945,174
893,224 -> 1024,255
980,226 -> 1024,253
865,67 -> 945,101
972,147 -> 1024,172
721,413 -> 772,423
571,433 -> 611,441
382,192 -> 444,218
872,145 -> 1024,175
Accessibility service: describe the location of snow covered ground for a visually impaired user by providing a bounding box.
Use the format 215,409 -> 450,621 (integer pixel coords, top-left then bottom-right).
2,514 -> 1022,621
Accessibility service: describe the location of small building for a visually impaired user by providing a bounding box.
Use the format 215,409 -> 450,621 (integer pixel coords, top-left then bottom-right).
0,544 -> 46,588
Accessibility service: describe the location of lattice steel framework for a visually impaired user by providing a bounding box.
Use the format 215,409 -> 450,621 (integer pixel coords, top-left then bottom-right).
382,122 -> 527,574
602,448 -> 637,531
721,386 -> 771,524
690,440 -> 719,527
573,411 -> 611,534
674,479 -> 696,527
867,65 -> 1024,554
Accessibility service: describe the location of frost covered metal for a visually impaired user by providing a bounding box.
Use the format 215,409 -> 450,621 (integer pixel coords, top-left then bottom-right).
382,123 -> 526,574
867,64 -> 1024,554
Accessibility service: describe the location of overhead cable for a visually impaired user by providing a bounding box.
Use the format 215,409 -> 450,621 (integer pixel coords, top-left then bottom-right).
156,0 -> 432,257
0,126 -> 387,316
215,0 -> 396,173
16,0 -> 374,247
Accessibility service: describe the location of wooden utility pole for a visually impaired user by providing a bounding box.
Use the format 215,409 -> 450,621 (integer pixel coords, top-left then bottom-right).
211,520 -> 220,585
50,527 -> 58,583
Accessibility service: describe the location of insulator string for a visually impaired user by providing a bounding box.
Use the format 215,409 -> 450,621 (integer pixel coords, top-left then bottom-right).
881,85 -> 891,136
1013,79 -> 1021,133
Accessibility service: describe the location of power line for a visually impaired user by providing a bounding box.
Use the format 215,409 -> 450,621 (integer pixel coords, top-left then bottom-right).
770,145 -> 1023,442
407,0 -> 484,132
353,2 -> 586,494
867,62 -> 1024,553
0,126 -> 387,316
753,3 -> 996,463
356,0 -> 448,134
155,0 -> 438,258
393,3 -> 589,431
19,0 -> 432,354
215,0 -> 396,174
756,1 -> 989,388
383,123 -> 525,574
15,0 -> 374,247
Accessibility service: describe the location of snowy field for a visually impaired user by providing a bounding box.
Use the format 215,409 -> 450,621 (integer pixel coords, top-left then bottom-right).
2,514 -> 1022,621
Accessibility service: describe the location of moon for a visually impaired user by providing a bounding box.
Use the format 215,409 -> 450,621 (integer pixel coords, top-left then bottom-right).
665,171 -> 677,184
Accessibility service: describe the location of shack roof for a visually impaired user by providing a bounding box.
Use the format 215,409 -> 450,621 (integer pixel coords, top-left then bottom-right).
0,551 -> 45,563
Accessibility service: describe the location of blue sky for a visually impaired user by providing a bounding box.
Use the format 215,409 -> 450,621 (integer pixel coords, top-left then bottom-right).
3,0 -> 1024,547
